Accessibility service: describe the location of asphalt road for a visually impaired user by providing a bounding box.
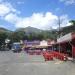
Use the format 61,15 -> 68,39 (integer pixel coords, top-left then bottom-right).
0,51 -> 75,75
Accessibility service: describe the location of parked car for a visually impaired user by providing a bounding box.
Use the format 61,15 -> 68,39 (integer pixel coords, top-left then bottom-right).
11,43 -> 22,53
0,45 -> 10,51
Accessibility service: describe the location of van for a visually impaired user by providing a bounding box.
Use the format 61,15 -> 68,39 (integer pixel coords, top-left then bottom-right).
11,43 -> 22,53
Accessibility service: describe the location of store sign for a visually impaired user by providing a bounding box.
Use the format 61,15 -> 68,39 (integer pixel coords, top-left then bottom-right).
24,40 -> 40,46
40,40 -> 47,46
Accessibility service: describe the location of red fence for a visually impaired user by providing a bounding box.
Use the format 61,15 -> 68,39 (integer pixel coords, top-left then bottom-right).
42,51 -> 68,61
42,51 -> 53,61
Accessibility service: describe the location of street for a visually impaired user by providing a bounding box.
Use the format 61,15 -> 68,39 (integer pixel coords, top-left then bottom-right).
0,51 -> 75,75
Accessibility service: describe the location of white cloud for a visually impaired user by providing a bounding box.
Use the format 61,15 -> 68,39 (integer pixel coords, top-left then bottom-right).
0,2 -> 19,17
15,12 -> 59,30
0,1 -> 70,30
60,0 -> 75,5
0,4 -> 10,16
4,13 -> 21,24
4,12 -> 70,30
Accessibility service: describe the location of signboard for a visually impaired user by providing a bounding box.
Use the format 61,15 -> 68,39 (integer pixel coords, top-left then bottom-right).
40,40 -> 47,46
24,40 -> 40,46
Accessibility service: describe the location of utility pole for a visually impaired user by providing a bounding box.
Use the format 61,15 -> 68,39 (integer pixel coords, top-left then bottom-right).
58,17 -> 61,53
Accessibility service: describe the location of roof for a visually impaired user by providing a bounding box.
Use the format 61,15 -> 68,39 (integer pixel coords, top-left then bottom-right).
57,32 -> 75,43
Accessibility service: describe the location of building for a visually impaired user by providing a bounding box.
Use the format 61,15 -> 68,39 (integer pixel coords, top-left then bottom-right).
23,40 -> 40,47
52,32 -> 75,59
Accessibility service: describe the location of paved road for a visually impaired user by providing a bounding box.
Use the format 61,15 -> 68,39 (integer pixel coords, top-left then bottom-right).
0,51 -> 75,75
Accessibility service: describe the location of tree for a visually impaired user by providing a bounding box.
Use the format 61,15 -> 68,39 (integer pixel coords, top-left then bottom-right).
9,31 -> 25,42
69,20 -> 75,25
0,32 -> 8,49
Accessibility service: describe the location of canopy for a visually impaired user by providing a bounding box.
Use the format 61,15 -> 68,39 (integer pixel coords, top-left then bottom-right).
57,33 -> 72,43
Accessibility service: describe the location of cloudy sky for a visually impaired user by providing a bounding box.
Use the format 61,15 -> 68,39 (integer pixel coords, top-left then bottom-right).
0,0 -> 75,31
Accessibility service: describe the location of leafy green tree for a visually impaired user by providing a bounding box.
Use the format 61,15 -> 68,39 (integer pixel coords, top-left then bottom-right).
69,20 -> 75,25
0,32 -> 8,48
9,31 -> 25,42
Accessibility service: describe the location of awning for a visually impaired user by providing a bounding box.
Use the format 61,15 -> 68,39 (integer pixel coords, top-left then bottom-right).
57,33 -> 72,43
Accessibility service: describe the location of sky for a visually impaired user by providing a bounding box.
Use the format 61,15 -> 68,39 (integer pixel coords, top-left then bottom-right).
0,0 -> 75,31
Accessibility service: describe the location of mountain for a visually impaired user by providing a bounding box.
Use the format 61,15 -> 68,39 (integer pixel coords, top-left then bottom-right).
59,25 -> 75,35
16,26 -> 43,33
0,27 -> 12,33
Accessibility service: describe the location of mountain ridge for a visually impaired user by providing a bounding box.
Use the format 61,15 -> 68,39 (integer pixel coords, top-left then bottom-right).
16,26 -> 43,33
0,27 -> 12,33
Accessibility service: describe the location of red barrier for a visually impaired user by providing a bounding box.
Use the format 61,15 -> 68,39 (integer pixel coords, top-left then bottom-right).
42,52 -> 53,61
42,51 -> 68,61
51,51 -> 68,61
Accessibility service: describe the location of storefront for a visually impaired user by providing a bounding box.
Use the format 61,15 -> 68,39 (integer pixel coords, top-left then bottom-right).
23,40 -> 51,51
56,32 -> 75,59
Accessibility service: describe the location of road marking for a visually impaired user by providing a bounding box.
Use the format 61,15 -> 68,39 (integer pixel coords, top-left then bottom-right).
23,63 -> 48,66
55,61 -> 64,64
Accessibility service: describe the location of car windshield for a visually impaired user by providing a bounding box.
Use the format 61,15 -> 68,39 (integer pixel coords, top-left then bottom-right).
12,44 -> 21,49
